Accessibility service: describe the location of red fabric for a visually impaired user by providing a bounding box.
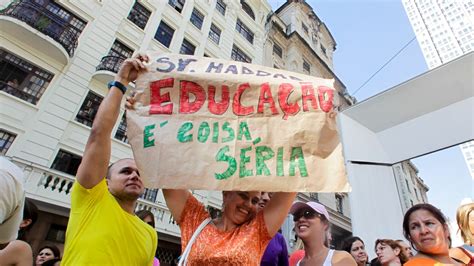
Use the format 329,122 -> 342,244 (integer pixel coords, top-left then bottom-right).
289,249 -> 305,266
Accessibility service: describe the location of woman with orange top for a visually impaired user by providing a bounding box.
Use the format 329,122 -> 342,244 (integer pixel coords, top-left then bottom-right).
403,203 -> 462,266
163,189 -> 296,265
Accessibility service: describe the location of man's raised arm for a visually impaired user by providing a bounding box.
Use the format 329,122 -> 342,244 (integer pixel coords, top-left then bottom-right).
76,54 -> 148,189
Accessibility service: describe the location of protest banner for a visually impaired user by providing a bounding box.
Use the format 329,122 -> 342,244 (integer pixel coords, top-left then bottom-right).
126,52 -> 349,192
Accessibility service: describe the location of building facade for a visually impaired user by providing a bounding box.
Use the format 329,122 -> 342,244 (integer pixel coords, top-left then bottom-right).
393,160 -> 429,214
402,0 -> 474,178
263,0 -> 353,251
1,0 -> 352,262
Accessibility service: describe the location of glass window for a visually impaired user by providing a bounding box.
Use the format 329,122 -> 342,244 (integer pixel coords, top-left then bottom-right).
236,19 -> 254,44
208,23 -> 221,44
302,22 -> 309,34
180,39 -> 196,55
0,130 -> 16,155
273,43 -> 283,58
168,0 -> 185,13
241,1 -> 255,20
114,113 -> 128,143
97,40 -> 133,73
75,91 -> 103,127
303,59 -> 310,73
46,224 -> 66,243
190,8 -> 204,30
231,45 -> 251,63
320,44 -> 327,56
0,49 -> 54,105
108,40 -> 133,58
127,1 -> 151,30
155,21 -> 175,48
140,188 -> 159,202
216,0 -> 226,16
336,194 -> 343,214
51,149 -> 82,176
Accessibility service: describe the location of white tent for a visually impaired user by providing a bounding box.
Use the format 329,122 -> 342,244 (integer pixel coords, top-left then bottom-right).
338,52 -> 473,253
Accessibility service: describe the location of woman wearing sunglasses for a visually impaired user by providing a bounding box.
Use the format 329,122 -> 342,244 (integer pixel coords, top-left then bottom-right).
290,201 -> 356,266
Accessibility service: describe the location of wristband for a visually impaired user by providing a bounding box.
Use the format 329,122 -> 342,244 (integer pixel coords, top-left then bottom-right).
107,80 -> 127,94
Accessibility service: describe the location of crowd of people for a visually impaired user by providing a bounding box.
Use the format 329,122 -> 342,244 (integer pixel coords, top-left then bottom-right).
1,54 -> 473,266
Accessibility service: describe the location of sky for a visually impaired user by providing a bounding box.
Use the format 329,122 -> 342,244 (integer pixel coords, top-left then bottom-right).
268,0 -> 472,239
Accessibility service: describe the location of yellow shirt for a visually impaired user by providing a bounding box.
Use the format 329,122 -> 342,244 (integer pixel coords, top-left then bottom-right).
62,179 -> 157,266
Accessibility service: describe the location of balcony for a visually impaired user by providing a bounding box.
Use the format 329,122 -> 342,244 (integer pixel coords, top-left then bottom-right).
93,56 -> 134,89
0,1 -> 84,63
96,56 -> 125,73
12,157 -> 180,237
93,56 -> 122,84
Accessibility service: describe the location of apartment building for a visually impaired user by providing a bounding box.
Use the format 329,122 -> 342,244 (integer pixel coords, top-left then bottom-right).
263,0 -> 353,250
402,0 -> 474,178
393,160 -> 429,213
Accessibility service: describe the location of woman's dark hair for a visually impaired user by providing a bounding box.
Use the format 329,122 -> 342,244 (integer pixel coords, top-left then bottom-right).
42,258 -> 61,266
18,199 -> 39,240
136,209 -> 155,228
37,245 -> 61,259
402,203 -> 450,250
341,236 -> 365,253
374,239 -> 408,264
23,199 -> 39,228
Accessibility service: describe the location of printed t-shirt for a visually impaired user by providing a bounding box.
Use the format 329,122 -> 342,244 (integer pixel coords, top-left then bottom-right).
179,194 -> 272,265
404,257 -> 446,266
62,179 -> 157,265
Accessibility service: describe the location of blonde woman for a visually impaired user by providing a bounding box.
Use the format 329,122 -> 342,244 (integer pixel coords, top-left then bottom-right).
450,202 -> 474,265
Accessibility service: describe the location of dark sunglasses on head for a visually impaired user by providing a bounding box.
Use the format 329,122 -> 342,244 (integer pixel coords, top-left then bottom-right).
293,209 -> 322,221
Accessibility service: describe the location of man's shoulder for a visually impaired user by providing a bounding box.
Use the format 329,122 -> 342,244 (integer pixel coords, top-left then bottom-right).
3,240 -> 31,252
0,240 -> 33,264
70,179 -> 111,213
71,178 -> 108,199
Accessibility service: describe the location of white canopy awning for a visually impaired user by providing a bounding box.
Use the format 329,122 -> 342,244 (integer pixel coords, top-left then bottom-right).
339,52 -> 473,164
338,52 -> 473,254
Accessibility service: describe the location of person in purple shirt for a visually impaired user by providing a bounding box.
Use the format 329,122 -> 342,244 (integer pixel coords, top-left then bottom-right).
259,192 -> 289,266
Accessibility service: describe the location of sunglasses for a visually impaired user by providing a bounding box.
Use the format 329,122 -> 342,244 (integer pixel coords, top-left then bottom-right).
293,209 -> 322,222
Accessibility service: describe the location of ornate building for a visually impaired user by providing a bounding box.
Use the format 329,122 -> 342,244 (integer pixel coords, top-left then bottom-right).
393,160 -> 429,213
263,0 -> 353,250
